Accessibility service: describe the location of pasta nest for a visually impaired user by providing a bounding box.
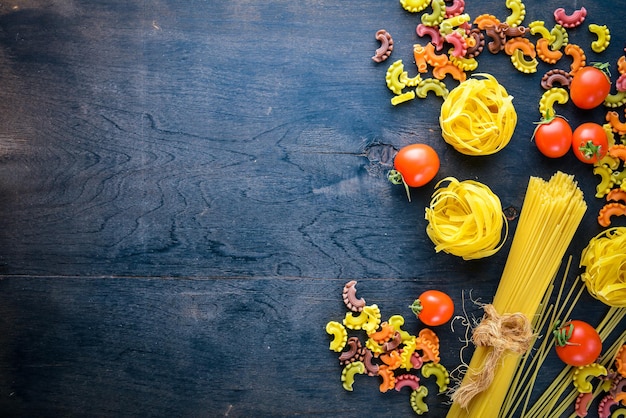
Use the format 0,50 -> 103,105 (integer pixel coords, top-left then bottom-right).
425,177 -> 508,260
580,227 -> 626,307
439,73 -> 517,155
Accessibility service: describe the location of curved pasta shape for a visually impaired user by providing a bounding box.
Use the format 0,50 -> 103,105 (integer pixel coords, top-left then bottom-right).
549,24 -> 568,50
564,43 -> 586,75
421,0 -> 446,27
553,7 -> 586,28
589,23 -> 611,53
425,177 -> 508,260
536,37 -> 563,64
439,73 -> 517,155
416,78 -> 449,99
510,48 -> 538,73
528,20 -> 551,40
400,0 -> 431,13
385,60 -> 408,95
538,87 -> 569,118
341,361 -> 366,391
504,0 -> 525,27
410,386 -> 429,415
572,363 -> 607,393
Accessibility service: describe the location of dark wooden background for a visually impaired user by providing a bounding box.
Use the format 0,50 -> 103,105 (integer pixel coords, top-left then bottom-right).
0,0 -> 624,416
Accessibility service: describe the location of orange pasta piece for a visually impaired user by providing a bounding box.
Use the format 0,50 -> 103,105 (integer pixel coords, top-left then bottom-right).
432,62 -> 467,81
413,44 -> 429,73
598,202 -> 626,227
504,37 -> 536,57
564,44 -> 586,75
618,56 -> 626,75
607,188 -> 626,203
536,38 -> 563,64
423,42 -> 448,67
474,13 -> 500,30
606,110 -> 626,135
609,144 -> 626,161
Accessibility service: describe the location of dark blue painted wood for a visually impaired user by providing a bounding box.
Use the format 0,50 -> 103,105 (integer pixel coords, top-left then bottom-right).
0,0 -> 624,416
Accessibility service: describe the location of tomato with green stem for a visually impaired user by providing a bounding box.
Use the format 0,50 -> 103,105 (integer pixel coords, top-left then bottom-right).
410,290 -> 454,326
532,112 -> 572,158
553,319 -> 602,367
388,143 -> 440,201
569,63 -> 611,109
572,122 -> 608,164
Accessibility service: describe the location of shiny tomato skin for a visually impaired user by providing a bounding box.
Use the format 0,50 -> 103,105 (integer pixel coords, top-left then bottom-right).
554,320 -> 602,367
393,144 -> 440,188
572,122 -> 608,164
570,66 -> 611,109
534,116 -> 572,158
416,290 -> 454,326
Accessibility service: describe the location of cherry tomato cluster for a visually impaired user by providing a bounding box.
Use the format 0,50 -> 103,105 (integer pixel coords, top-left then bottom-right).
534,64 -> 611,163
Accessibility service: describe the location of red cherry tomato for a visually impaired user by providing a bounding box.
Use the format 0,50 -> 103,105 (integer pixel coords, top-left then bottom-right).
392,144 -> 440,188
410,290 -> 454,326
569,65 -> 611,109
553,320 -> 602,367
572,122 -> 608,164
533,115 -> 572,158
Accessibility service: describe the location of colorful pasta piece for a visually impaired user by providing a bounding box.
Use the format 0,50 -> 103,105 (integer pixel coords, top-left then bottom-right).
432,62 -> 467,82
473,14 -> 500,30
416,77 -> 449,99
528,20 -> 551,40
445,0 -> 465,18
421,0 -> 446,27
400,0 -> 431,13
618,56 -> 626,75
606,110 -> 626,135
445,31 -> 468,57
413,44 -> 429,73
504,37 -> 535,57
423,42 -> 449,67
549,24 -> 568,51
416,24 -> 444,51
504,0 -> 525,27
553,7 -> 587,28
449,54 -> 479,72
538,87 -> 569,118
510,48 -> 538,73
589,23 -> 611,53
564,44 -> 586,75
604,91 -> 626,108
439,13 -> 470,35
536,37 -> 563,64
385,60 -> 409,95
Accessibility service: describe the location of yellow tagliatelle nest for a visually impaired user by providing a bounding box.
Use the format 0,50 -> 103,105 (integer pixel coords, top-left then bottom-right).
439,73 -> 517,155
425,177 -> 508,260
580,227 -> 626,307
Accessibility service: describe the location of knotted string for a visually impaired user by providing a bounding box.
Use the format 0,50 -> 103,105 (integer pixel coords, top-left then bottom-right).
451,303 -> 534,408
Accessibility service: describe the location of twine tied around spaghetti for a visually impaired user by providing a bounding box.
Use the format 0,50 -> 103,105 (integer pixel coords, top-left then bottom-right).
451,303 -> 534,408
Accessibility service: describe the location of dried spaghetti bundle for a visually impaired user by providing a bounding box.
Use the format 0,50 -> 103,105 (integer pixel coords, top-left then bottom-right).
439,73 -> 517,155
447,171 -> 587,418
425,177 -> 507,260
580,227 -> 626,307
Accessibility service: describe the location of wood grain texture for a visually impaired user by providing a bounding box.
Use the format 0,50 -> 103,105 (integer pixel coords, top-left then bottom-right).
0,0 -> 624,416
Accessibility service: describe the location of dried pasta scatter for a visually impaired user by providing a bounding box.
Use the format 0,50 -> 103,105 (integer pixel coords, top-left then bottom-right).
439,73 -> 517,155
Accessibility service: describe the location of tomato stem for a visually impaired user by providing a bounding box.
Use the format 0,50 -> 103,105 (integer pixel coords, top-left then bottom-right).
592,61 -> 612,79
578,140 -> 603,160
553,320 -> 575,347
388,169 -> 412,202
409,299 -> 423,316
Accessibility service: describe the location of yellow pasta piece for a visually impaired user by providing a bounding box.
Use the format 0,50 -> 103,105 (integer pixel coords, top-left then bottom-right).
439,73 -> 517,155
385,60 -> 408,95
605,91 -> 626,108
400,0 -> 431,13
580,227 -> 626,307
589,23 -> 611,53
425,177 -> 508,260
549,24 -> 568,50
528,20 -> 551,40
538,87 -> 569,118
421,0 -> 446,27
510,48 -> 538,73
504,0 -> 526,27
416,77 -> 449,99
